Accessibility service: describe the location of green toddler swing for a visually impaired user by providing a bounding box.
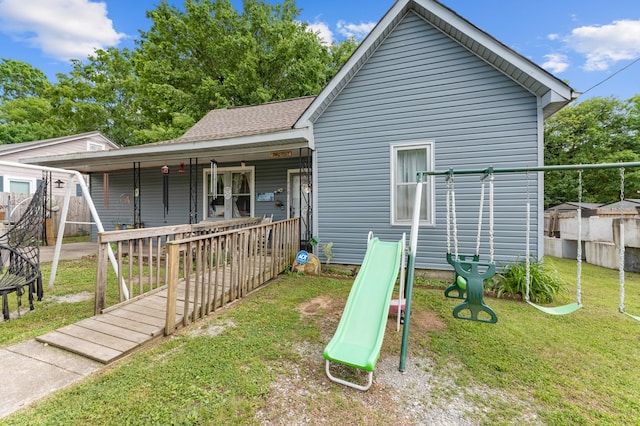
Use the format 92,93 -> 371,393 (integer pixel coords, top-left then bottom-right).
445,170 -> 497,324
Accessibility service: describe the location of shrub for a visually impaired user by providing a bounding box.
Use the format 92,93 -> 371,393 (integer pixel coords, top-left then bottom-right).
491,258 -> 567,303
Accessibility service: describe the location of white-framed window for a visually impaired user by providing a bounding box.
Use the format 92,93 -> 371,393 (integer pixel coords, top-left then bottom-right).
7,178 -> 34,194
202,166 -> 255,220
391,142 -> 434,226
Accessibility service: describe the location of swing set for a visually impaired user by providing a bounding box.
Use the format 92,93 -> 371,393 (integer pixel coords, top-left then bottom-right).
413,161 -> 640,323
396,161 -> 640,372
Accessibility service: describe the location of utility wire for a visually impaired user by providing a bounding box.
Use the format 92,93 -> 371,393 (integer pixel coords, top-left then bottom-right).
581,57 -> 640,96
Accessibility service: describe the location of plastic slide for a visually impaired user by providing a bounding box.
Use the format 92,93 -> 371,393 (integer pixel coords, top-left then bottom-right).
323,236 -> 404,391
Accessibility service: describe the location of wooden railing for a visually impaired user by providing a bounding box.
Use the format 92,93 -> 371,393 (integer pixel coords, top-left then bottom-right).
164,218 -> 299,335
95,217 -> 265,314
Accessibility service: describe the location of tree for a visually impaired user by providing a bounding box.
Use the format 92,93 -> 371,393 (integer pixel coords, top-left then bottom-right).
1,1 -> 358,146
0,59 -> 51,101
132,0 -> 355,137
544,96 -> 640,206
48,48 -> 146,145
0,59 -> 60,143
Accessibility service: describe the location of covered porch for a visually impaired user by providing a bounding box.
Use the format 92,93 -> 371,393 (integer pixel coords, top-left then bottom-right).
28,98 -> 316,251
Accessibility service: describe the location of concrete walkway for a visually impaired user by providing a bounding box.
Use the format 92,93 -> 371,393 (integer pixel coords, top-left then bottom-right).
1,242 -> 102,419
39,241 -> 98,262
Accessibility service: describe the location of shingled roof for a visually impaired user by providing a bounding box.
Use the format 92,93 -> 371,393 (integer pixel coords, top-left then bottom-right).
174,96 -> 315,144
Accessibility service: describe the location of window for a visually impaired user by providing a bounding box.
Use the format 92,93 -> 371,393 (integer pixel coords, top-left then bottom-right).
391,142 -> 434,225
87,141 -> 106,151
203,167 -> 254,220
9,179 -> 32,194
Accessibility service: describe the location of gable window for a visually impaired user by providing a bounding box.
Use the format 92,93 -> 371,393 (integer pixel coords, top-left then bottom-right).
203,166 -> 254,220
87,141 -> 106,151
391,142 -> 434,225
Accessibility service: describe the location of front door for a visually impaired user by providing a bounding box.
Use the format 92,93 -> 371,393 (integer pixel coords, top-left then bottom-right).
288,169 -> 312,242
205,167 -> 254,220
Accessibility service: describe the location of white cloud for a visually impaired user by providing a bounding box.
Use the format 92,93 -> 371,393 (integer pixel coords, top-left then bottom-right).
0,0 -> 125,61
547,33 -> 560,41
336,20 -> 375,40
307,20 -> 334,45
541,53 -> 570,73
564,19 -> 640,71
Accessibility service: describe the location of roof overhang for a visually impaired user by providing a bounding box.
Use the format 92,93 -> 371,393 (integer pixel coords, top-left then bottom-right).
27,127 -> 312,173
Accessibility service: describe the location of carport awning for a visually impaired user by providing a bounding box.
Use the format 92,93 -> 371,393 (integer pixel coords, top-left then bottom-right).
26,128 -> 312,173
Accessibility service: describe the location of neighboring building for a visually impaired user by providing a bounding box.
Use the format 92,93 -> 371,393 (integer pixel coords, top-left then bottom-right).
0,131 -> 118,196
30,0 -> 576,270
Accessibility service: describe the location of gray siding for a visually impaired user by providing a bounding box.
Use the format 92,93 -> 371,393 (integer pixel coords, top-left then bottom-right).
313,12 -> 540,269
89,158 -> 304,239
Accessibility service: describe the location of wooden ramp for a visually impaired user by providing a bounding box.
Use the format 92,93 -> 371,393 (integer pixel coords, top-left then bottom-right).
37,286 -> 186,364
36,256 -> 273,364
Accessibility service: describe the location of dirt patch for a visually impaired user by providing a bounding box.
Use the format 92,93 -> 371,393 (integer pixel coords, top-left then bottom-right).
47,291 -> 93,304
411,309 -> 447,332
268,293 -> 538,425
297,295 -> 333,316
187,319 -> 236,337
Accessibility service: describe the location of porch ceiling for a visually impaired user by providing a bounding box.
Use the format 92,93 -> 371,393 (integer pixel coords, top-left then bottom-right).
25,129 -> 311,173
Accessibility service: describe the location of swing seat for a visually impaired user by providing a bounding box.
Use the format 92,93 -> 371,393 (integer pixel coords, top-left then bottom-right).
527,301 -> 581,316
445,253 -> 479,299
450,259 -> 497,324
622,311 -> 640,322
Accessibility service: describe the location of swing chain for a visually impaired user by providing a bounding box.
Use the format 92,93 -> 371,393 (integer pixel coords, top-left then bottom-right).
620,167 -> 625,202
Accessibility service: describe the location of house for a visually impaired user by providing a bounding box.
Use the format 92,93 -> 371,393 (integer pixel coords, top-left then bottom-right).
29,0 -> 576,271
1,131 -> 118,237
0,131 -> 118,197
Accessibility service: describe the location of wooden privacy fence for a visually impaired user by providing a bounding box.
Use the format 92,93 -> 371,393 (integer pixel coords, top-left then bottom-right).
0,193 -> 89,237
165,218 -> 299,334
95,217 -> 269,314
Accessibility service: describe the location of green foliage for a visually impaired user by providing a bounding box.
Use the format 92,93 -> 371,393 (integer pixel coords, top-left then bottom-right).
0,1 -> 358,146
0,59 -> 51,101
544,96 -> 640,206
321,241 -> 334,264
491,257 -> 567,303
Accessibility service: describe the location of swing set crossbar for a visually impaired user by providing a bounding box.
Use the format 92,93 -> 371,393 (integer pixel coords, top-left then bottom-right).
418,161 -> 640,179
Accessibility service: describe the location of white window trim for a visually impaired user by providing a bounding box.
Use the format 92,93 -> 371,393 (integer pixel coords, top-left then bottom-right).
202,166 -> 255,220
390,141 -> 435,226
5,176 -> 36,194
87,141 -> 106,151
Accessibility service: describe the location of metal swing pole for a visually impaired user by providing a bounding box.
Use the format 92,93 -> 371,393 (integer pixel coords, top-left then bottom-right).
0,160 -> 127,297
399,172 -> 424,372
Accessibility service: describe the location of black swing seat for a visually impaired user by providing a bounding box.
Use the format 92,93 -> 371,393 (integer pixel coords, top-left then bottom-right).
0,182 -> 46,320
450,258 -> 498,324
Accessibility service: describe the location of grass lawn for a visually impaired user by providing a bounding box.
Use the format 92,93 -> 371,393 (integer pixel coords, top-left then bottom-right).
2,256 -> 640,425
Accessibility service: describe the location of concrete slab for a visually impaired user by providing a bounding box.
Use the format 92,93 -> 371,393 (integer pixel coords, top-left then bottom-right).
39,242 -> 97,262
0,341 -> 102,419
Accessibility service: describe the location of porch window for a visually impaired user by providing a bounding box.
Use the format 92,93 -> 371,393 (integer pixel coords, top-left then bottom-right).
203,167 -> 254,220
391,142 -> 434,225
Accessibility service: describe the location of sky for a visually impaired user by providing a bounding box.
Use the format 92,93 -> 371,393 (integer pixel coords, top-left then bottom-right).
0,0 -> 639,102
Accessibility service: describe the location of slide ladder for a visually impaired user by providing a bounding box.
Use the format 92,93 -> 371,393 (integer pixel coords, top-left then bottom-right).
323,235 -> 404,391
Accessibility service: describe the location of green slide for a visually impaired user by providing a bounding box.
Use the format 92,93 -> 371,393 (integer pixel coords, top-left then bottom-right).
323,236 -> 404,391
